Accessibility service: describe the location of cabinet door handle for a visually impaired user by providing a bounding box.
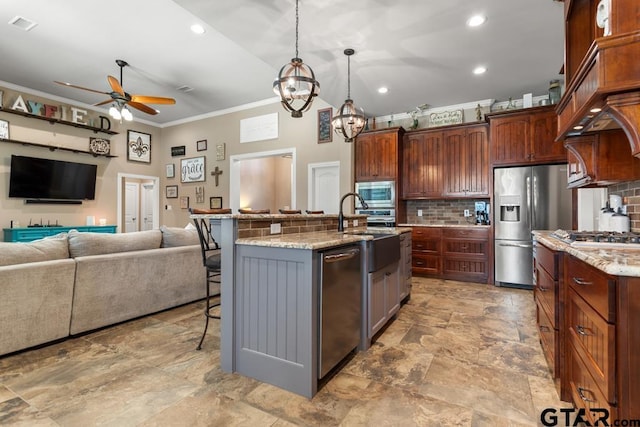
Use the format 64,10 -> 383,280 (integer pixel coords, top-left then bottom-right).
539,325 -> 551,332
577,387 -> 596,403
415,261 -> 424,266
576,325 -> 592,336
572,277 -> 593,286
538,285 -> 547,292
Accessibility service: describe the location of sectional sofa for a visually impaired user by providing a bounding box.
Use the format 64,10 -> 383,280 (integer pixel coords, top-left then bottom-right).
0,227 -> 206,356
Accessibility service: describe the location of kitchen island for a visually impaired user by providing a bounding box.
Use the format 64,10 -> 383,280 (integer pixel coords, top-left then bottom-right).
532,231 -> 640,423
190,212 -> 410,397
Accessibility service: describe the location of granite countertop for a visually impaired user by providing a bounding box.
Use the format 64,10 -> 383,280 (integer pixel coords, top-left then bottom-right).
398,223 -> 491,228
236,227 -> 412,250
190,213 -> 368,219
533,230 -> 640,277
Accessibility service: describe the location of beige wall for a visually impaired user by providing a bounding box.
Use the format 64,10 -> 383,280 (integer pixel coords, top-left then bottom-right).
0,85 -> 353,232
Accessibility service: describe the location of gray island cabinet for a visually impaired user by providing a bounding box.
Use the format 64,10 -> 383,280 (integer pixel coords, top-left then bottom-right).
192,213 -> 410,398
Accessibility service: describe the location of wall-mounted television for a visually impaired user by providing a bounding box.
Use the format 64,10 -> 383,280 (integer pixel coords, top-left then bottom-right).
9,155 -> 97,201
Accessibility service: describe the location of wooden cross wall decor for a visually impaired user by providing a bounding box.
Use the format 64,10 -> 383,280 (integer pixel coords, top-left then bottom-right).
211,166 -> 223,187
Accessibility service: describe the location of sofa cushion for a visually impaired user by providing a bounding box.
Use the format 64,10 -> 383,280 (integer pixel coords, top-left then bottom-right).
160,226 -> 199,248
68,229 -> 162,257
0,233 -> 70,266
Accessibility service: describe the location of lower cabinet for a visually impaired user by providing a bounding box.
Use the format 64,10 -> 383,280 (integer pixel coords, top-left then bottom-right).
3,225 -> 117,242
399,232 -> 412,300
368,261 -> 400,338
411,226 -> 490,283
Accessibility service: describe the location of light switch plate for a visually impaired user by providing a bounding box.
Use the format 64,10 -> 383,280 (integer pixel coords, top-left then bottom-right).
417,209 -> 423,217
353,219 -> 359,227
343,220 -> 348,229
270,223 -> 281,234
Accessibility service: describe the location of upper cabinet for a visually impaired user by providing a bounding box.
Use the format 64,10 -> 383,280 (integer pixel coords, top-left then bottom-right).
565,128 -> 640,188
489,106 -> 566,166
402,123 -> 488,199
354,127 -> 403,182
557,0 -> 640,154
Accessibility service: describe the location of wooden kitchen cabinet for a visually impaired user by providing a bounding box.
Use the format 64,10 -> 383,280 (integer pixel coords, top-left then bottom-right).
534,240 -> 566,399
399,232 -> 412,301
489,106 -> 566,166
441,124 -> 489,197
564,129 -> 640,188
402,129 -> 442,198
441,227 -> 489,283
561,254 -> 640,423
355,127 -> 403,181
411,227 -> 442,276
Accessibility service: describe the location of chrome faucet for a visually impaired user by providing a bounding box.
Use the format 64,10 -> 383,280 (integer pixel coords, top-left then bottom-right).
338,192 -> 368,232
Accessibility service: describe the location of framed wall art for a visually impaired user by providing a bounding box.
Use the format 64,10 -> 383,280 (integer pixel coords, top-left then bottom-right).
210,196 -> 223,209
0,119 -> 10,139
166,185 -> 178,198
180,196 -> 190,209
197,139 -> 207,151
166,163 -> 175,178
195,186 -> 204,203
317,108 -> 332,143
127,130 -> 151,163
216,142 -> 226,160
171,145 -> 186,157
181,156 -> 206,183
89,137 -> 110,155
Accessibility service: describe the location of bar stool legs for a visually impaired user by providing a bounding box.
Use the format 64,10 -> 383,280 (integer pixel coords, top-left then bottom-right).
196,268 -> 221,351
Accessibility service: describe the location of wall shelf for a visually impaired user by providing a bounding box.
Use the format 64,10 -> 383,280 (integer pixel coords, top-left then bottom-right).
0,137 -> 116,158
0,106 -> 118,135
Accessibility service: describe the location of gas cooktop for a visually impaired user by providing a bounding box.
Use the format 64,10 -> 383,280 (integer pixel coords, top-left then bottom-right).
551,229 -> 640,248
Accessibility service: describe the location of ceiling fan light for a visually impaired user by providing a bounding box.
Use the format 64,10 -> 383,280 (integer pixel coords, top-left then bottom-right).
121,106 -> 133,121
109,105 -> 121,120
273,0 -> 319,118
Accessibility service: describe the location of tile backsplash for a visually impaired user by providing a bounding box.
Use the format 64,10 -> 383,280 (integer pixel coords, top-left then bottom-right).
608,180 -> 640,232
405,199 -> 489,225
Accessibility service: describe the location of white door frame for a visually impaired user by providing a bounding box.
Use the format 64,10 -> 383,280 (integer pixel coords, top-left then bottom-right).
117,173 -> 160,233
229,147 -> 296,213
308,161 -> 340,211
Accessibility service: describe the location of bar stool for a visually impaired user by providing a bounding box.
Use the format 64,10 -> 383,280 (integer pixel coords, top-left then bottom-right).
190,211 -> 224,350
305,210 -> 325,214
279,208 -> 302,214
238,208 -> 271,214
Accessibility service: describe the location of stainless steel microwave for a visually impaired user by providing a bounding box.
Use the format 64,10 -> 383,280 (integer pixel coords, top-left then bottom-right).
355,181 -> 395,208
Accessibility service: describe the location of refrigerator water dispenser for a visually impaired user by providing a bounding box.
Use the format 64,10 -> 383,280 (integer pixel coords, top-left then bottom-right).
499,195 -> 521,222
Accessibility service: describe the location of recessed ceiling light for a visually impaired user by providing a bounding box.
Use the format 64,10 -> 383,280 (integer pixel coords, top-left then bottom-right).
8,15 -> 38,31
378,87 -> 388,94
473,66 -> 487,75
190,24 -> 205,35
467,15 -> 487,27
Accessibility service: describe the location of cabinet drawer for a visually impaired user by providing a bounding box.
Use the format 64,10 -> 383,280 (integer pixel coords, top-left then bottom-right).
566,256 -> 616,322
412,253 -> 440,275
412,227 -> 441,239
442,239 -> 488,256
535,241 -> 559,279
412,238 -> 440,253
567,288 -> 615,402
536,299 -> 559,378
442,258 -> 488,282
535,266 -> 557,327
568,341 -> 616,425
442,228 -> 488,240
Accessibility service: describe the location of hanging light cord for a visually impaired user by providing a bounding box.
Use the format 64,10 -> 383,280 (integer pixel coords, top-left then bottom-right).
347,54 -> 351,99
295,0 -> 299,58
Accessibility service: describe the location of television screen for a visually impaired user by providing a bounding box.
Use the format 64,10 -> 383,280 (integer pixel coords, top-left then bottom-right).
9,155 -> 97,200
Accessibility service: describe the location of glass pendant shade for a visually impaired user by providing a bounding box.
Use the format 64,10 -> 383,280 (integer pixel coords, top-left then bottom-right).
332,48 -> 367,142
273,0 -> 319,118
332,99 -> 366,142
273,57 -> 320,118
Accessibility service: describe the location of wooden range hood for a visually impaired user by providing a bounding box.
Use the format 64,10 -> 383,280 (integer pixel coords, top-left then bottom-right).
557,0 -> 640,155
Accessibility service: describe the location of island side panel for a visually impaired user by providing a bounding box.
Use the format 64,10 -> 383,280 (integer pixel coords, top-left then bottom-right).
219,217 -> 238,372
234,244 -> 318,398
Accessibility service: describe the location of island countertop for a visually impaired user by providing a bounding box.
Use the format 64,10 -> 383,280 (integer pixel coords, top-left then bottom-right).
533,230 -> 640,277
235,227 -> 412,250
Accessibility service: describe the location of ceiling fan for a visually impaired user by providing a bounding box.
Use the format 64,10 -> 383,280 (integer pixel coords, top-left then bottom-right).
54,59 -> 176,116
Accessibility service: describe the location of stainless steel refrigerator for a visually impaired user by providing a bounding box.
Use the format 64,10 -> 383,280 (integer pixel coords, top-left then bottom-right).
494,164 -> 572,288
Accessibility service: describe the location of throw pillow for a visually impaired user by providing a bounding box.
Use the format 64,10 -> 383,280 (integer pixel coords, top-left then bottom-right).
160,226 -> 199,247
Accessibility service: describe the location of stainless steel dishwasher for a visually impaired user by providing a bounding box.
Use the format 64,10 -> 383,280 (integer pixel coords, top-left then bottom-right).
318,244 -> 362,379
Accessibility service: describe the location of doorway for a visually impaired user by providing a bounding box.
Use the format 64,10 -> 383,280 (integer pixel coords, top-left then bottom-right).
229,148 -> 296,213
117,173 -> 160,233
308,161 -> 340,213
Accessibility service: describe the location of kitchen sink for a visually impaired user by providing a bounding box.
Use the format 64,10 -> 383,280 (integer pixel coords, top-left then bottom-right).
344,231 -> 400,272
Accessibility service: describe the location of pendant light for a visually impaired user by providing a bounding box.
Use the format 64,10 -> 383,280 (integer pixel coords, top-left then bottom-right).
273,0 -> 319,118
332,48 -> 366,142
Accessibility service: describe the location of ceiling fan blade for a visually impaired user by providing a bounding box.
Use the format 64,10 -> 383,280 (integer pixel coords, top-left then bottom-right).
94,98 -> 115,107
128,101 -> 158,115
54,81 -> 109,95
107,75 -> 125,96
130,95 -> 176,105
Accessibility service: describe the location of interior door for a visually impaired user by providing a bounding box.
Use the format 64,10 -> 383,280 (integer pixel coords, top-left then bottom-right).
124,182 -> 139,232
141,183 -> 155,230
309,162 -> 339,213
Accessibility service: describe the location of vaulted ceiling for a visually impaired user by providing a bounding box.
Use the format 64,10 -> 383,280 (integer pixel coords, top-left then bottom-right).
0,0 -> 565,125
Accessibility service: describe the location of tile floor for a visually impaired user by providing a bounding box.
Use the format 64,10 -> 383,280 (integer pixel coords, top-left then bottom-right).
0,277 -> 570,426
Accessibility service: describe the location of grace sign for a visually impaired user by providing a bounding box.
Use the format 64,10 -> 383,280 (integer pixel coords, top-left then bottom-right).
181,156 -> 206,183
